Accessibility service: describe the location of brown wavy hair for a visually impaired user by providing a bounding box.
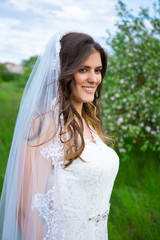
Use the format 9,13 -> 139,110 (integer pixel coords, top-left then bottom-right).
57,32 -> 108,168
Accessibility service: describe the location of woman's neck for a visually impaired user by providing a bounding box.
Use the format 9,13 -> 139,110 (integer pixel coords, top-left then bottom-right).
72,101 -> 83,117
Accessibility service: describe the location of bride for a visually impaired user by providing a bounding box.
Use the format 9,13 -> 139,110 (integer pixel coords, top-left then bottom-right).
0,32 -> 119,239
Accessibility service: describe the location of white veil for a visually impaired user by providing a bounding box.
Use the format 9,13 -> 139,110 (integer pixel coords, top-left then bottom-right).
0,33 -> 66,239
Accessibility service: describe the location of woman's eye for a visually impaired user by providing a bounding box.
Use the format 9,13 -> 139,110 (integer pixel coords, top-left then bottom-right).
95,69 -> 102,73
79,68 -> 87,73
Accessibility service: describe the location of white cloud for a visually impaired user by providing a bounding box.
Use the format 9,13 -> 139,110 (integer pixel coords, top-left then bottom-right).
10,0 -> 31,11
40,0 -> 62,4
55,6 -> 92,22
0,0 -> 156,63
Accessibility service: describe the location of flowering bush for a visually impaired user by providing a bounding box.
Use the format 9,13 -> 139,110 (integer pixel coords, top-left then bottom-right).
102,0 -> 160,159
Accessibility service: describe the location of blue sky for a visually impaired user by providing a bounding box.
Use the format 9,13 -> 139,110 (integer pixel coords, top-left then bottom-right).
0,0 -> 156,63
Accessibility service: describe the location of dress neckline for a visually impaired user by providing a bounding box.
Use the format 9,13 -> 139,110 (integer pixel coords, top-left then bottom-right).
84,127 -> 97,144
82,119 -> 96,144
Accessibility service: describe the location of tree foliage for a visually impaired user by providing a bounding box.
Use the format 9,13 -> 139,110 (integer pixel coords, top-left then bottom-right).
102,0 -> 160,158
22,56 -> 38,68
0,55 -> 38,85
17,55 -> 38,87
0,64 -> 20,82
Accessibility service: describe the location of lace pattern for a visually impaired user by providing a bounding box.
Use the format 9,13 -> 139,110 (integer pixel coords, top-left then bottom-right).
40,142 -> 64,167
31,187 -> 65,240
32,129 -> 65,239
31,122 -> 119,240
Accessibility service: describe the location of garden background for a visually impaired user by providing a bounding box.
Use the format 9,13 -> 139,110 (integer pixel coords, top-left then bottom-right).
0,1 -> 160,239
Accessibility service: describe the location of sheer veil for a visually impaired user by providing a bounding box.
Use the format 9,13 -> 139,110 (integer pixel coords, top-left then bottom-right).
0,32 -> 66,239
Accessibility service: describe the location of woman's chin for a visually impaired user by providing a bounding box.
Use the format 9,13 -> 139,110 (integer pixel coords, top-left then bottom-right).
83,97 -> 94,103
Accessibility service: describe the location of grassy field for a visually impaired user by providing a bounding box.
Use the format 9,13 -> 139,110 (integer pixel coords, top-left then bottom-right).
0,82 -> 22,193
109,150 -> 160,240
0,82 -> 160,239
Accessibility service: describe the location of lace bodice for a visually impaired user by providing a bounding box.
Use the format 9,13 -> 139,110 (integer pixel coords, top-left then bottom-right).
32,129 -> 119,240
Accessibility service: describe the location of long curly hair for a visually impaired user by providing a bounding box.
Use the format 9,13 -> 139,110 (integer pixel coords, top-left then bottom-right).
57,32 -> 108,167
28,32 -> 108,168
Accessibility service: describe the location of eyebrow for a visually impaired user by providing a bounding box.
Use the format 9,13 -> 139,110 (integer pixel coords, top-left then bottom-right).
81,65 -> 103,69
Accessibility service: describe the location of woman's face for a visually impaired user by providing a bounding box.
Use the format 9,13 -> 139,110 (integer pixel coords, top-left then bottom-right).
72,51 -> 102,107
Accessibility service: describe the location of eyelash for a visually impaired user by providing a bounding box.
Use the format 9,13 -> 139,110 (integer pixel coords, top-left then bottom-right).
79,68 -> 87,72
95,69 -> 102,73
79,68 -> 102,73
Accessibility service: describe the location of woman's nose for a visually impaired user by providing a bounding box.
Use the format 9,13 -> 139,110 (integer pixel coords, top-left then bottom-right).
88,71 -> 97,83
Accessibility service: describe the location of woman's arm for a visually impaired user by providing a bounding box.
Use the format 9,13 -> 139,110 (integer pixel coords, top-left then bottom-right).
18,116 -> 55,239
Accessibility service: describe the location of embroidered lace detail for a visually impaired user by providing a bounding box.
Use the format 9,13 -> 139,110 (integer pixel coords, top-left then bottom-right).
32,123 -> 119,240
40,140 -> 64,167
31,187 -> 65,240
32,127 -> 66,239
58,130 -> 119,240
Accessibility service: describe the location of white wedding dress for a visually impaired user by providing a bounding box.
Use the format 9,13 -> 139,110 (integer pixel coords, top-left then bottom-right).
32,128 -> 119,240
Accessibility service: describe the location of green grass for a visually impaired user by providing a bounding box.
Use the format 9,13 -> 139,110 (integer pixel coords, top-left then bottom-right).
109,150 -> 160,240
0,81 -> 160,239
0,82 -> 22,193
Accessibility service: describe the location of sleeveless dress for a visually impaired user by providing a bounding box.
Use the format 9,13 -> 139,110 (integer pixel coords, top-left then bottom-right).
32,128 -> 119,240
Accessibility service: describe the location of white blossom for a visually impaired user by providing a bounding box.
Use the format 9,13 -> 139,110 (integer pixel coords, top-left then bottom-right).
111,96 -> 115,101
117,117 -> 123,125
139,122 -> 144,127
145,126 -> 151,132
119,148 -> 127,153
151,131 -> 156,135
120,79 -> 124,84
117,105 -> 122,110
121,125 -> 127,130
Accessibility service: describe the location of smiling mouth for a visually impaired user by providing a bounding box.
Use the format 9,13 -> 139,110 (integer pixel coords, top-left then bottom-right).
82,86 -> 95,93
82,86 -> 95,91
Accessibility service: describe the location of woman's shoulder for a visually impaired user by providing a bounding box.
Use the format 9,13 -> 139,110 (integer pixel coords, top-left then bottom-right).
27,111 -> 59,147
90,128 -> 119,159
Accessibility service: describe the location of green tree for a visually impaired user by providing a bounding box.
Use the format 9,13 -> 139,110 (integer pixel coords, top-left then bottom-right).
22,55 -> 38,80
102,0 -> 160,159
0,64 -> 7,83
17,55 -> 38,87
0,64 -> 20,82
22,56 -> 38,68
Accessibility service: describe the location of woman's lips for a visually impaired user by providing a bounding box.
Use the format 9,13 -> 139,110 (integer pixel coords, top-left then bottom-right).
82,86 -> 95,94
